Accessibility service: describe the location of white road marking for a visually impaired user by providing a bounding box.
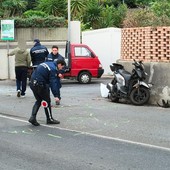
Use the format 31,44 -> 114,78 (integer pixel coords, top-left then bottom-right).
1,114 -> 170,152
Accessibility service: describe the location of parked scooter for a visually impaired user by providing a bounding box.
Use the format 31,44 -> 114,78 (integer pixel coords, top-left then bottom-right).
107,59 -> 152,105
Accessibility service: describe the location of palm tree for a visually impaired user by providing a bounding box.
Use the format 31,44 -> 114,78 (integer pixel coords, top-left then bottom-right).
0,0 -> 3,16
25,0 -> 38,10
71,0 -> 86,20
100,5 -> 115,28
2,0 -> 27,17
37,0 -> 67,17
83,0 -> 102,29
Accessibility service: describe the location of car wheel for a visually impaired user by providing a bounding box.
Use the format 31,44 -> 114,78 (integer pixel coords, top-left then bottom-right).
78,72 -> 91,84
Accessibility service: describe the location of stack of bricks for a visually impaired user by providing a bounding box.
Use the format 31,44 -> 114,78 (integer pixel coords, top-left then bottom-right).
121,27 -> 170,62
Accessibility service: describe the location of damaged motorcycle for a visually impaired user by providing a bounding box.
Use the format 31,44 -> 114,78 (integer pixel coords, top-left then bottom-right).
107,60 -> 152,105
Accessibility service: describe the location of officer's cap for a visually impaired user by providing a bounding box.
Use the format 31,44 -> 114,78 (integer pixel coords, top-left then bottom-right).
34,39 -> 40,43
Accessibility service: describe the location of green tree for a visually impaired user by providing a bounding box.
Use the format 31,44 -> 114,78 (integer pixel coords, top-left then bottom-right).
98,0 -> 113,5
71,0 -> 86,20
136,0 -> 157,8
100,5 -> 115,28
0,0 -> 3,17
151,0 -> 170,17
124,0 -> 137,8
36,0 -> 67,17
99,3 -> 127,28
98,0 -> 122,7
113,4 -> 127,27
2,0 -> 27,17
25,0 -> 38,10
83,0 -> 102,29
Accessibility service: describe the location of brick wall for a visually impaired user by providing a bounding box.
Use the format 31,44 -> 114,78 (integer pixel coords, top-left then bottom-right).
121,27 -> 170,62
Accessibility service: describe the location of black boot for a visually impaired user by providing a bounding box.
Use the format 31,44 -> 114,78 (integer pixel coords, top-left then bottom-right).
44,108 -> 60,124
29,103 -> 40,126
47,118 -> 60,124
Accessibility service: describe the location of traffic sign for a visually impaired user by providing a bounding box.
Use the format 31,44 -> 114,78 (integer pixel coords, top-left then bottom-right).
1,20 -> 14,41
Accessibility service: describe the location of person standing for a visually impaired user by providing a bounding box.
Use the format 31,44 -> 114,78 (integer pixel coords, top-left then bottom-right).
46,45 -> 64,62
28,59 -> 66,126
8,39 -> 31,97
46,45 -> 66,105
30,39 -> 49,68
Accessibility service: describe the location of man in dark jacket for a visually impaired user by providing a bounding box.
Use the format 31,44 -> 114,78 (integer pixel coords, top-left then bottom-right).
28,59 -> 66,126
46,45 -> 66,105
30,39 -> 49,67
46,45 -> 64,62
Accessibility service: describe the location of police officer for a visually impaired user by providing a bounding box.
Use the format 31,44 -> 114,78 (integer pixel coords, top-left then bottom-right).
46,45 -> 64,62
28,59 -> 66,126
30,39 -> 49,68
46,45 -> 66,105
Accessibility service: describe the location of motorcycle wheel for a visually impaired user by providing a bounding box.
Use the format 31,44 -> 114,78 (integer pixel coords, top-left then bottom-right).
108,78 -> 119,102
130,86 -> 150,105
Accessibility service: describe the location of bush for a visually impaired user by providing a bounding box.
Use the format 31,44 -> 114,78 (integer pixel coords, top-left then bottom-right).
23,10 -> 48,18
0,10 -> 4,18
112,4 -> 128,28
123,8 -> 170,28
13,16 -> 66,28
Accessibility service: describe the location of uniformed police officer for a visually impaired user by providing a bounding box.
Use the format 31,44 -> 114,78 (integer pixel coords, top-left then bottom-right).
28,59 -> 66,126
46,45 -> 64,62
30,39 -> 49,68
45,45 -> 66,105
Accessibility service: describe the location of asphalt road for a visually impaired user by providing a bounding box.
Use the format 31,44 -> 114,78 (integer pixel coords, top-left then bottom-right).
1,117 -> 170,170
0,78 -> 170,169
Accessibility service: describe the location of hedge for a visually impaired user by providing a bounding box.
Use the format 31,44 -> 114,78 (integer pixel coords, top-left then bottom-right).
12,16 -> 66,28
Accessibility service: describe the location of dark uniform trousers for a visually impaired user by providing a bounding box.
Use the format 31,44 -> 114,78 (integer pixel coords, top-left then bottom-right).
30,82 -> 53,120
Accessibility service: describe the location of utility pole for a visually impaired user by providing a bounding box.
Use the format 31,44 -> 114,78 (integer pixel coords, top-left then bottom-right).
66,0 -> 71,62
68,0 -> 71,43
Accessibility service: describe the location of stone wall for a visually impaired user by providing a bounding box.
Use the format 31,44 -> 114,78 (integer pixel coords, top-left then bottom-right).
0,27 -> 68,79
0,27 -> 67,42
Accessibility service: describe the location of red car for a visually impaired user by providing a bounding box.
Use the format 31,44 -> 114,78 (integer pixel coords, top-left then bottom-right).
64,42 -> 104,84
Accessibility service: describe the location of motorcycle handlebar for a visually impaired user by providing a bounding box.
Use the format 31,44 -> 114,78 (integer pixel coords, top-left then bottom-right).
132,59 -> 143,67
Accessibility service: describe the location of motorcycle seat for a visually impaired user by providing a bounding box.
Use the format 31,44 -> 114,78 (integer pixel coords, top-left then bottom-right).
119,69 -> 131,85
119,69 -> 131,77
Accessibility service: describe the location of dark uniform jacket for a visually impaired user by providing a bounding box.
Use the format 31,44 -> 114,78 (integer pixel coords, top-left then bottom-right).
30,42 -> 49,66
31,62 -> 61,99
46,52 -> 66,74
46,53 -> 64,62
